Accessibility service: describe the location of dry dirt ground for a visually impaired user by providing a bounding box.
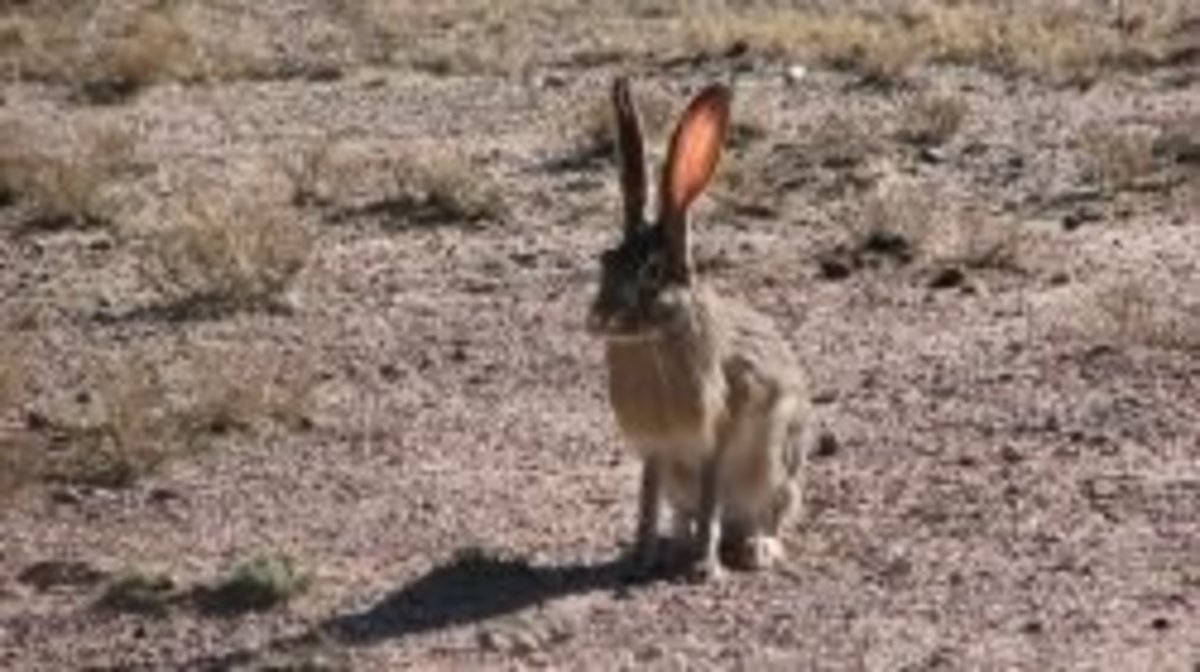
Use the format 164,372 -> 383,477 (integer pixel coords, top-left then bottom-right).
1,1 -> 1199,670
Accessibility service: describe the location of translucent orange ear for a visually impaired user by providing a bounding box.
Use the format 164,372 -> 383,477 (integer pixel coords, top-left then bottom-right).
659,84 -> 731,222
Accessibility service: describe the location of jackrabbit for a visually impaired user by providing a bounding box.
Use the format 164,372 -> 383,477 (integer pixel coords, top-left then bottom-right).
587,78 -> 811,580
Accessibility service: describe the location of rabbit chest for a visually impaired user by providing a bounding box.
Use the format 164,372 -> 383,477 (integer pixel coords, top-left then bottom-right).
605,335 -> 727,460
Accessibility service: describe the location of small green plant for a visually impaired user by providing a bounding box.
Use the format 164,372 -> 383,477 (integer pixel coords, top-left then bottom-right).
98,569 -> 178,616
201,554 -> 309,615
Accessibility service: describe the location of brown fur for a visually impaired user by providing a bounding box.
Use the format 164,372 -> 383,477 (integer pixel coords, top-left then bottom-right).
589,78 -> 810,579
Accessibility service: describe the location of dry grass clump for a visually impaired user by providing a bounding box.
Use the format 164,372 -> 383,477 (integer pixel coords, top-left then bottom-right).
850,180 -> 933,261
919,4 -> 1116,83
287,140 -> 508,227
36,356 -> 174,489
178,346 -> 315,436
681,9 -> 922,83
277,136 -> 339,208
713,148 -> 774,218
895,94 -> 968,147
387,150 -> 510,225
815,179 -> 931,280
1152,114 -> 1200,171
26,346 -> 313,491
716,112 -> 884,218
920,207 -> 1025,280
805,113 -> 881,171
1080,126 -> 1163,193
2,1 -> 289,99
678,1 -> 1185,84
79,7 -> 209,103
0,339 -> 23,418
140,193 -> 311,318
0,339 -> 34,501
340,0 -> 551,75
0,3 -> 89,82
817,177 -> 1028,283
1089,276 -> 1200,351
0,125 -> 135,232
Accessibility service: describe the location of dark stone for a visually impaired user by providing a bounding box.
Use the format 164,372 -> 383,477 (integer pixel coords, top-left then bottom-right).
929,266 -> 966,289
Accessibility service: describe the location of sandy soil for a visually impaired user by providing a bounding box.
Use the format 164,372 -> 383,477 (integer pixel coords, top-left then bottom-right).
1,2 -> 1198,670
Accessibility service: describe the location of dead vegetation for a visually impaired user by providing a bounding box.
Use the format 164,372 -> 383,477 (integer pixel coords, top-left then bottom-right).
816,177 -> 1028,285
344,0 -> 562,75
79,6 -> 210,103
1090,276 -> 1200,351
678,1 -> 1190,84
715,110 -> 888,221
15,345 -> 313,492
896,93 -> 968,148
0,123 -> 136,233
4,0 -> 1192,97
1,1 -> 318,100
313,142 -> 509,227
0,338 -> 33,502
1080,126 -> 1163,193
138,192 -> 311,319
387,149 -> 510,225
277,136 -> 339,208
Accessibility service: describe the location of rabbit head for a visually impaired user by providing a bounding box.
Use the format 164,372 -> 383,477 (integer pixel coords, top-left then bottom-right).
587,78 -> 731,340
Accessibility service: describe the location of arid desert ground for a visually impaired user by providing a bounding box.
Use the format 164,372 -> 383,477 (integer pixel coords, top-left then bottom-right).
1,1 -> 1198,669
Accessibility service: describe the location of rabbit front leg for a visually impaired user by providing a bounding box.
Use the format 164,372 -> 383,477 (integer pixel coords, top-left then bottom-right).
690,454 -> 725,582
627,456 -> 663,578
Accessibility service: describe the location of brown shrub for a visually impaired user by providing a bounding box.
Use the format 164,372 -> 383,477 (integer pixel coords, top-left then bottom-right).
0,125 -> 135,231
1091,276 -> 1200,351
896,94 -> 969,148
678,2 -> 1179,84
0,338 -> 33,501
25,345 -> 314,491
140,193 -> 312,318
1080,126 -> 1161,192
389,150 -> 510,225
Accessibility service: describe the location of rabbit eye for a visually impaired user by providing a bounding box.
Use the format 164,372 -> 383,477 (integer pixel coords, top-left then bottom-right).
639,255 -> 664,284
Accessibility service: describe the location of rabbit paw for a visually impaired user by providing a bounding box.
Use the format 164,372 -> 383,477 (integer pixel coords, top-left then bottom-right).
734,535 -> 785,571
687,556 -> 726,583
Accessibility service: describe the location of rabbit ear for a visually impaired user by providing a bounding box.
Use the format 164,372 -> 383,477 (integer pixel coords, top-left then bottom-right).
660,84 -> 731,220
659,84 -> 731,281
612,77 -> 647,232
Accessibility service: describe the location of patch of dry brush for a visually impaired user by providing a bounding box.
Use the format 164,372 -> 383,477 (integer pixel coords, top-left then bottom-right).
679,1 -> 1189,84
139,192 -> 312,318
16,346 -> 313,492
0,123 -> 135,232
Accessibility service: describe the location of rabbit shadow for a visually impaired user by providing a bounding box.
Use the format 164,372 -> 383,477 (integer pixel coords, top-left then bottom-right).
326,547 -> 663,646
174,547 -> 679,670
